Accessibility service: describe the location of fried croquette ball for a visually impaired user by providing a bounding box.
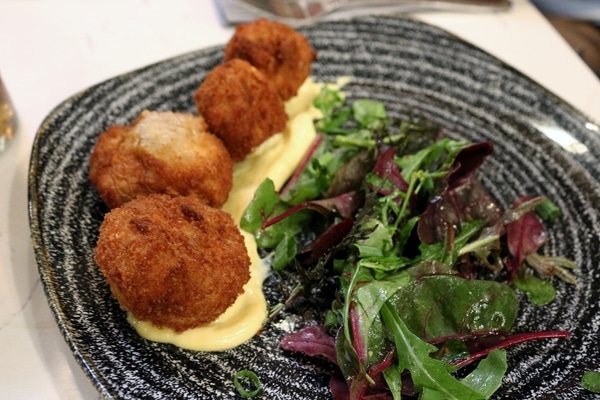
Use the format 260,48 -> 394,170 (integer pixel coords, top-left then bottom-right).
224,18 -> 316,100
89,110 -> 233,209
194,59 -> 287,161
94,194 -> 251,332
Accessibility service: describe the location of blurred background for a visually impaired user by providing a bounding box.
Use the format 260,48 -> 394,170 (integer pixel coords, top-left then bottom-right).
532,0 -> 600,76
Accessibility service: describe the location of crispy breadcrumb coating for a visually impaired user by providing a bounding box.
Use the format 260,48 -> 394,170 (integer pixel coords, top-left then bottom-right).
89,110 -> 233,209
194,59 -> 287,161
94,194 -> 251,332
224,18 -> 316,100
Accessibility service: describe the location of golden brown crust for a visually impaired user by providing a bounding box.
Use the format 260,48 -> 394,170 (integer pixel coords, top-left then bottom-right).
224,18 -> 316,100
94,194 -> 251,332
194,59 -> 287,161
89,110 -> 233,209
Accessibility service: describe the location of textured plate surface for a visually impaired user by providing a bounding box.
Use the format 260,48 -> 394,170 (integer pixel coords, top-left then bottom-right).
29,15 -> 600,399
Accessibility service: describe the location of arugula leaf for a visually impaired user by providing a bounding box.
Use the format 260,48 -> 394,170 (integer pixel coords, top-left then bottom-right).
396,137 -> 466,185
380,301 -> 493,400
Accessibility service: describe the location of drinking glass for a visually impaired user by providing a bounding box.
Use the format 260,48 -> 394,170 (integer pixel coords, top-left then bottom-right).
0,74 -> 17,153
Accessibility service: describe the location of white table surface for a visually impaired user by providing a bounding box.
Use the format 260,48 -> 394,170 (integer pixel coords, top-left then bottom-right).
1,0 -> 599,399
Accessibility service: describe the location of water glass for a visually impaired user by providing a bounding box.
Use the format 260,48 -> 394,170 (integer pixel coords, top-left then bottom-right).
0,74 -> 17,153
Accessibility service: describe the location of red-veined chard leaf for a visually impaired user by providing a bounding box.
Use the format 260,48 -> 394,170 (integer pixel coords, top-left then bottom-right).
446,141 -> 494,191
373,147 -> 409,194
506,196 -> 548,273
418,179 -> 502,245
240,178 -> 311,248
280,325 -> 338,365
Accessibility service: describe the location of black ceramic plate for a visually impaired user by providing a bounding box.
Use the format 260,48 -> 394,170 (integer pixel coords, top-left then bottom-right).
29,15 -> 600,399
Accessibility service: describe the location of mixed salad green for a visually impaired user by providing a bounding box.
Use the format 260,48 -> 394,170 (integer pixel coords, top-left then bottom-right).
241,85 -> 577,399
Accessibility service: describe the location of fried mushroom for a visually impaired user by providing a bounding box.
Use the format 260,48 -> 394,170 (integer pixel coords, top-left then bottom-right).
194,59 -> 287,161
89,110 -> 233,209
94,194 -> 251,332
224,18 -> 317,100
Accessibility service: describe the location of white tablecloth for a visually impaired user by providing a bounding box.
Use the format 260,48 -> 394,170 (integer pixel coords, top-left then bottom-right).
0,0 -> 598,398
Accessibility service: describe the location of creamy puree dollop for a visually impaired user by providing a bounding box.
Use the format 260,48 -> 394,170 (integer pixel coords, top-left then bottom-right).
128,78 -> 340,351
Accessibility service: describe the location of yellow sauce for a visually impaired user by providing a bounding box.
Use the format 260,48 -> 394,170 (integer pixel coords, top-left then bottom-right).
128,231 -> 267,351
128,78 -> 334,351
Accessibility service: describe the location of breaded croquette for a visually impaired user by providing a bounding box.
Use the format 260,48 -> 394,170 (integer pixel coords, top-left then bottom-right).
224,18 -> 316,100
195,59 -> 287,161
89,110 -> 233,209
94,194 -> 251,332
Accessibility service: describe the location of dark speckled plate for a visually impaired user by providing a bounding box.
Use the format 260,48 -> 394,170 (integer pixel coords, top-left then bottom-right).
28,15 -> 600,399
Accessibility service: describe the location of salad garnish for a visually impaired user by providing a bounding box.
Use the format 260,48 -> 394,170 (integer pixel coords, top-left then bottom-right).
241,84 -> 576,399
582,370 -> 600,393
233,369 -> 262,398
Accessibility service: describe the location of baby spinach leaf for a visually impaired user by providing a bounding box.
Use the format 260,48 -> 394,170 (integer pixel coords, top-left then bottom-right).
240,178 -> 280,233
382,364 -> 403,400
514,270 -> 556,305
272,233 -> 297,271
353,99 -> 387,129
582,370 -> 600,393
460,348 -> 507,398
354,218 -> 394,258
389,275 -> 519,341
352,275 -> 412,366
